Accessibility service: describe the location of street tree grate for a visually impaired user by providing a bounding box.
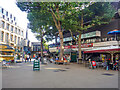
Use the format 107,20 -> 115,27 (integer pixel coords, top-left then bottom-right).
54,70 -> 60,72
102,73 -> 114,76
65,68 -> 70,69
54,69 -> 67,72
58,69 -> 67,71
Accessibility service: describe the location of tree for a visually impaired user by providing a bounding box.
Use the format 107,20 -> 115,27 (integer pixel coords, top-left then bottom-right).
16,2 -> 80,60
63,2 -> 116,60
27,10 -> 57,63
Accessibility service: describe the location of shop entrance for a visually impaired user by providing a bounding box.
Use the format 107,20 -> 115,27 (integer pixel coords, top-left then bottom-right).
71,52 -> 77,62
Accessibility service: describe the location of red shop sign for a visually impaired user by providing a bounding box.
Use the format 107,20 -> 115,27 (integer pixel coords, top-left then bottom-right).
64,46 -> 71,49
81,43 -> 93,48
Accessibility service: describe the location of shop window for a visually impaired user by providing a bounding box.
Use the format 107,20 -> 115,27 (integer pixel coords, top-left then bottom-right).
93,39 -> 96,43
99,39 -> 101,42
108,38 -> 110,41
102,38 -> 104,42
81,40 -> 84,44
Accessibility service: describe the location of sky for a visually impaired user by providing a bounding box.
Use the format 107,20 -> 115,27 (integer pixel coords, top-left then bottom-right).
0,0 -> 38,42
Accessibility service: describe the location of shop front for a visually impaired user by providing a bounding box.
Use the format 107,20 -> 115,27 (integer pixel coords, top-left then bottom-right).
84,46 -> 120,70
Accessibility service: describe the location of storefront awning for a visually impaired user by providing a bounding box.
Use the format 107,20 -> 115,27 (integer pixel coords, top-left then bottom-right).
84,48 -> 120,53
0,44 -> 15,52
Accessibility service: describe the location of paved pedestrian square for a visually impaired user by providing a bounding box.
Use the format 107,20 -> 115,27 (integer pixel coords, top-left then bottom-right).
1,62 -> 118,88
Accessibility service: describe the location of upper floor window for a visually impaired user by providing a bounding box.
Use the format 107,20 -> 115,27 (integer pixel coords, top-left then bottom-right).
15,22 -> 17,25
11,35 -> 13,41
2,21 -> 5,29
10,14 -> 12,19
1,32 -> 4,42
18,37 -> 20,45
14,36 -> 17,44
14,17 -> 16,21
11,20 -> 13,23
18,29 -> 20,35
11,26 -> 14,33
2,8 -> 4,13
7,18 -> 9,21
15,28 -> 17,34
6,11 -> 8,16
21,31 -> 23,36
6,23 -> 10,30
2,15 -> 5,19
6,33 -> 9,43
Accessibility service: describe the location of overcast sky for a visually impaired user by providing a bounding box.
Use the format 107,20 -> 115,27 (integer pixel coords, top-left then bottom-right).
0,0 -> 38,42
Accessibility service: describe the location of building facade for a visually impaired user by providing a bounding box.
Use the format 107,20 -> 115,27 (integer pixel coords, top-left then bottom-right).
23,29 -> 32,55
0,7 -> 24,53
31,42 -> 48,57
49,3 -> 120,63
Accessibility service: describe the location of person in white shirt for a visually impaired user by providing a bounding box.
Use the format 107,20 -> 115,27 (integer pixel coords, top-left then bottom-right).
27,54 -> 29,62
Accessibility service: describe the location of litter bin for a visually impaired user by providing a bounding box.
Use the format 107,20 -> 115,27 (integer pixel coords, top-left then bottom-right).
77,58 -> 82,64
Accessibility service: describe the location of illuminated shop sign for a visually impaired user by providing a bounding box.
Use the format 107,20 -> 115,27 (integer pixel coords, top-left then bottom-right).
56,43 -> 93,49
77,31 -> 101,39
63,37 -> 72,42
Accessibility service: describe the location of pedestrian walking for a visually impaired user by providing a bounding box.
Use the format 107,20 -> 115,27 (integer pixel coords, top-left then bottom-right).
92,60 -> 96,69
33,54 -> 35,59
27,54 -> 29,62
25,54 -> 27,62
89,59 -> 92,69
67,55 -> 70,64
56,56 -> 59,64
29,55 -> 31,62
38,56 -> 41,61
106,59 -> 110,70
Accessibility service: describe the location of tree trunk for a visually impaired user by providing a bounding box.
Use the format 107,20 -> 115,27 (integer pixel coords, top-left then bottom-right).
78,11 -> 83,60
59,31 -> 64,60
41,37 -> 43,63
50,5 -> 64,61
78,34 -> 82,59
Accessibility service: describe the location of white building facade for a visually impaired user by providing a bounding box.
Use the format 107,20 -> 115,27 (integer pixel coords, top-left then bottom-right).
0,7 -> 24,52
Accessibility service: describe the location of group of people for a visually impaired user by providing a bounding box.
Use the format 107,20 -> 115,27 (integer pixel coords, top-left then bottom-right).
54,55 -> 71,64
24,54 -> 31,62
88,58 -> 119,71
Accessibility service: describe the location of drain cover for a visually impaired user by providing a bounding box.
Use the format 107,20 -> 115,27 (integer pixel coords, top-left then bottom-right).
54,70 -> 59,72
102,73 -> 114,76
58,69 -> 66,71
65,68 -> 70,69
54,69 -> 67,72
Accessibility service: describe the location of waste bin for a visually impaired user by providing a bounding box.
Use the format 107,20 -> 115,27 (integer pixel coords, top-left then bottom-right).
77,58 -> 82,64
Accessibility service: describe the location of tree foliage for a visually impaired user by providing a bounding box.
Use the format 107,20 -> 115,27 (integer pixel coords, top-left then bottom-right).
16,2 -> 116,60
